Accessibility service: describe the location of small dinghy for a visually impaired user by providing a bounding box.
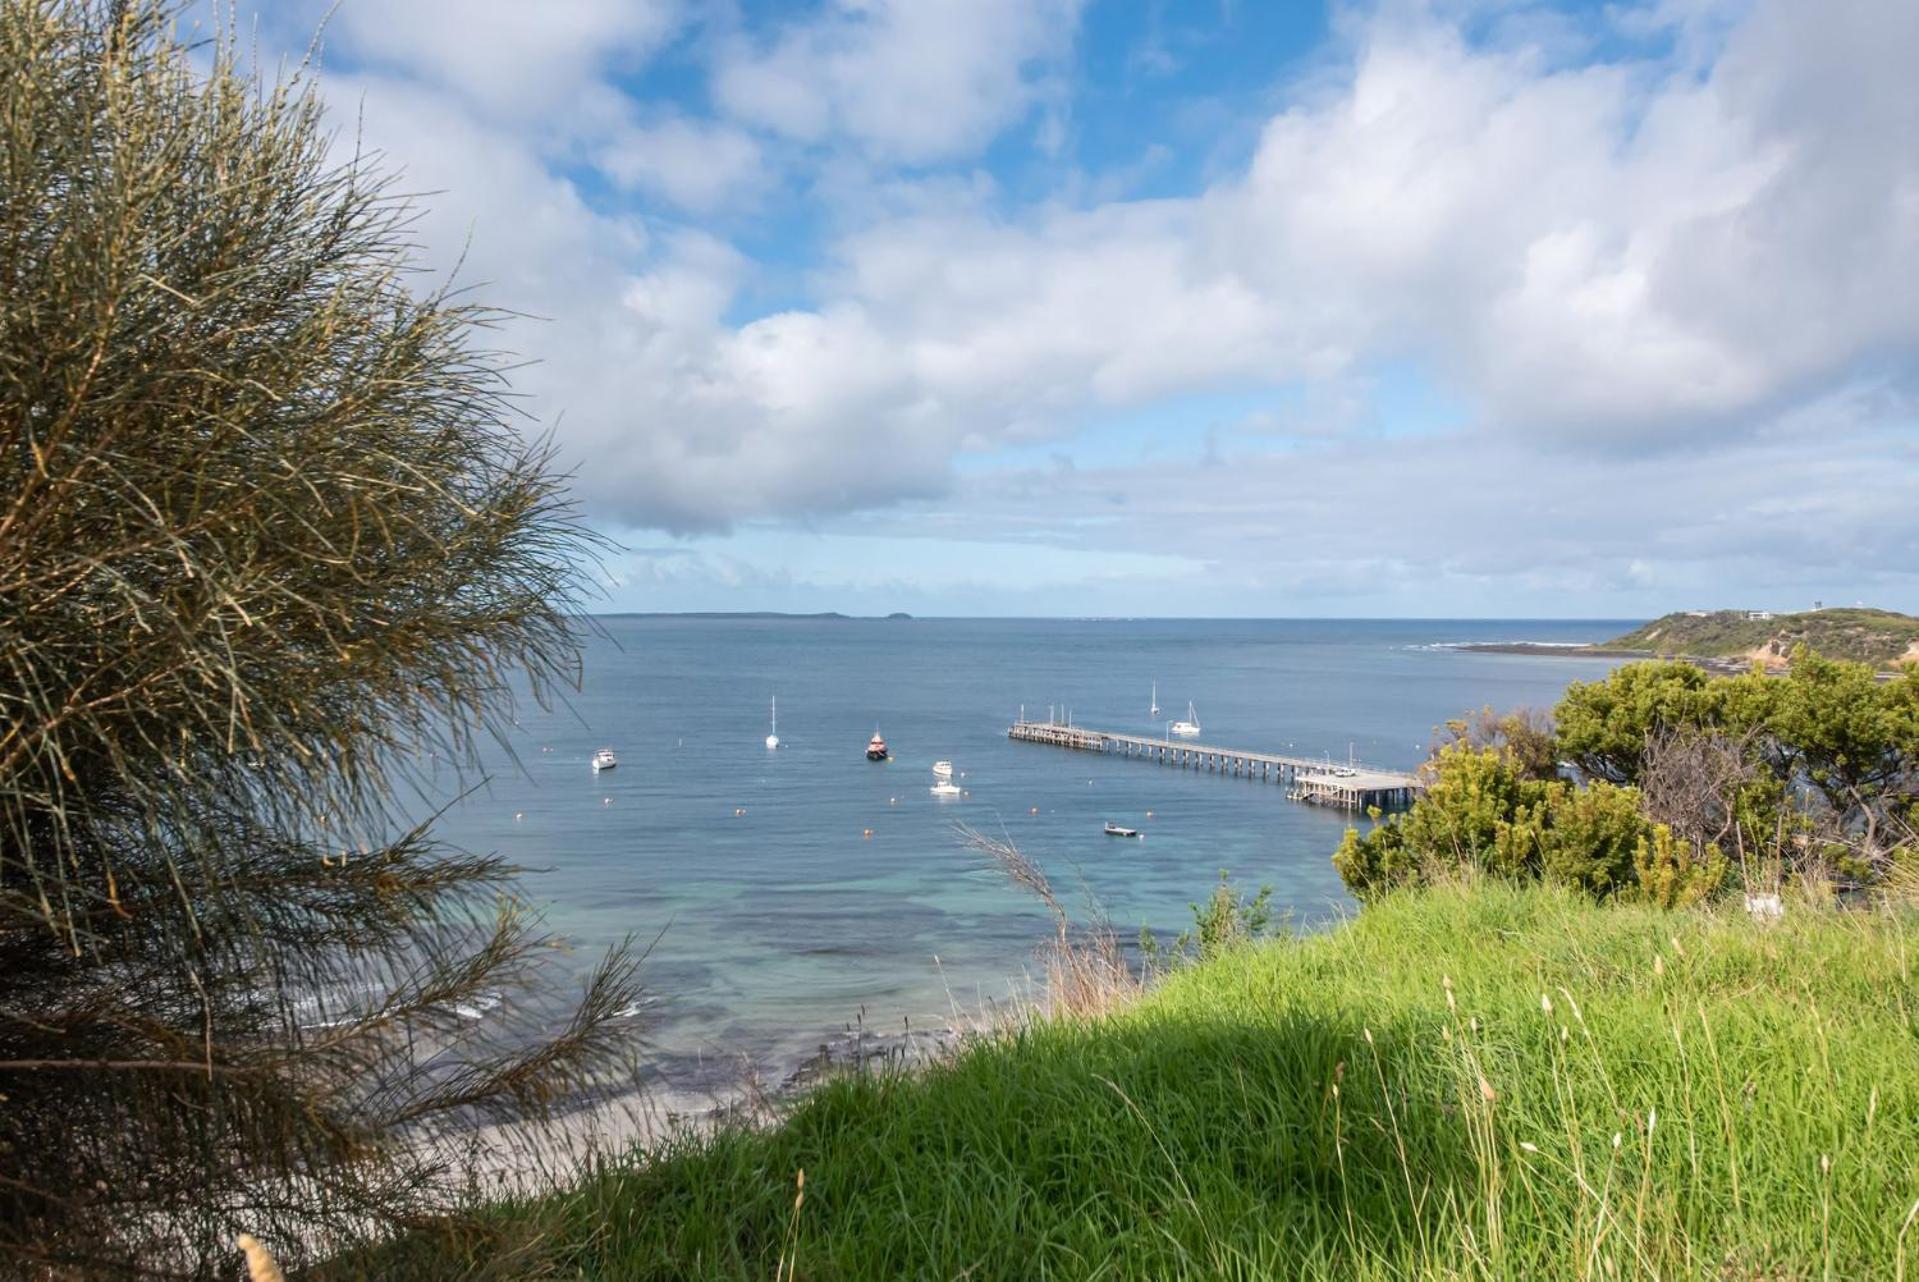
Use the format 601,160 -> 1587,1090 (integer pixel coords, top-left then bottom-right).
1103,822 -> 1140,838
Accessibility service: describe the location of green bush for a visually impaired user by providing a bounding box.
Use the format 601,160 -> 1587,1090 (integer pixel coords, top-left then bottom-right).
1535,779 -> 1647,895
1141,872 -> 1278,969
1553,660 -> 1722,784
1342,651 -> 1919,905
1631,824 -> 1728,908
1336,747 -> 1654,902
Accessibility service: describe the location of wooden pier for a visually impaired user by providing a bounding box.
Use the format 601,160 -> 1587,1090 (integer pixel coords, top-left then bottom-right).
1006,719 -> 1423,811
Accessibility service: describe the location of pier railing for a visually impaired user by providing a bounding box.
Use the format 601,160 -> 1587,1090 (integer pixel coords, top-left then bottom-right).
1007,719 -> 1423,811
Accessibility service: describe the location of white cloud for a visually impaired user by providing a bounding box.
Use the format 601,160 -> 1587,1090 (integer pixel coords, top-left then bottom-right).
712,0 -> 1084,162
842,377 -> 1919,614
598,0 -> 1917,534
598,116 -> 768,212
328,0 -> 682,116
280,0 -> 1916,606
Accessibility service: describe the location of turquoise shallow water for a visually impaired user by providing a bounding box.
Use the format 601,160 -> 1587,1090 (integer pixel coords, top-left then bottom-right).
418,617 -> 1634,1077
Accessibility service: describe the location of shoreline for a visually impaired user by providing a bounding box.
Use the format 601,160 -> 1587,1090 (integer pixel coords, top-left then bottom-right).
454,1020 -> 968,1196
1453,641 -> 1767,675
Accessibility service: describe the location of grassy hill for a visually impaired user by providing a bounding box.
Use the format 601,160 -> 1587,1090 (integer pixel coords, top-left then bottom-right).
1597,607 -> 1919,667
385,883 -> 1919,1280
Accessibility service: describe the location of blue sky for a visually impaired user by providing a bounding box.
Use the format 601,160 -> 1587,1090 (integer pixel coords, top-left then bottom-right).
232,0 -> 1918,617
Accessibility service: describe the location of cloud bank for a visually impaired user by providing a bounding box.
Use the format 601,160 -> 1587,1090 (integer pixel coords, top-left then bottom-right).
238,0 -> 1917,611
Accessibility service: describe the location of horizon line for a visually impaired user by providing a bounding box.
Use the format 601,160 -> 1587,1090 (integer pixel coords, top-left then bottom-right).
585,610 -> 1657,622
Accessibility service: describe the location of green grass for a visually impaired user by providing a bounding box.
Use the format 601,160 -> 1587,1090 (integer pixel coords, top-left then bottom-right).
404,884 -> 1919,1279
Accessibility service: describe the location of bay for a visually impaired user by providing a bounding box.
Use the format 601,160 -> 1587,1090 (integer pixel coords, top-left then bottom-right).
419,617 -> 1634,1080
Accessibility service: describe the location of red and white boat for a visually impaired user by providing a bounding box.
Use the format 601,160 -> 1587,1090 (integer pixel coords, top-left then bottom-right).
865,729 -> 889,761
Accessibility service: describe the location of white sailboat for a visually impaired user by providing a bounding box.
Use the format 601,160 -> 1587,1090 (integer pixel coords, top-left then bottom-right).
765,696 -> 779,750
1150,681 -> 1159,718
1169,702 -> 1201,737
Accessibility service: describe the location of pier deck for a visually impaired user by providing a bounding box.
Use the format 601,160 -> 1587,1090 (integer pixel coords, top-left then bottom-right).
1007,719 -> 1423,811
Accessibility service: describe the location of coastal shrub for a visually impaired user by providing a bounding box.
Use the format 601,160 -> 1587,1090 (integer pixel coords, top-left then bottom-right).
1763,650 -> 1919,822
1630,823 -> 1728,908
1141,871 -> 1278,968
1350,653 -> 1919,905
0,4 -> 640,1275
1534,779 -> 1647,895
1333,744 -> 1547,896
1559,652 -> 1918,840
1395,743 -> 1552,876
1436,704 -> 1560,781
1553,660 -> 1723,784
1335,746 -> 1653,901
1637,726 -> 1782,875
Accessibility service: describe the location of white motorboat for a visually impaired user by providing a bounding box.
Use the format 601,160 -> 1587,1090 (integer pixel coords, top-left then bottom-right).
932,760 -> 954,779
1169,702 -> 1201,737
930,779 -> 962,798
866,729 -> 889,761
591,748 -> 618,771
765,696 -> 780,750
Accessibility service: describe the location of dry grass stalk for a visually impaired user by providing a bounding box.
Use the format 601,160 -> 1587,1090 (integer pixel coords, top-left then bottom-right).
235,1233 -> 285,1282
957,825 -> 1141,1024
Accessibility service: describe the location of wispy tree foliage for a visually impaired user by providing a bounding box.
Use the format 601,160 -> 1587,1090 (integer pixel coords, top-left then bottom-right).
0,2 -> 641,1274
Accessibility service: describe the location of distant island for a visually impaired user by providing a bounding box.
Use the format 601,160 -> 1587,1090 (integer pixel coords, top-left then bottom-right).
1464,607 -> 1919,670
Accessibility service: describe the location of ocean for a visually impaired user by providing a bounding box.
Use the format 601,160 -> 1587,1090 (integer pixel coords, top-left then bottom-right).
419,616 -> 1635,1083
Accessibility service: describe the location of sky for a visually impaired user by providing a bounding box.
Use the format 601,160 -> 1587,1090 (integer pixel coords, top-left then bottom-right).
221,0 -> 1917,618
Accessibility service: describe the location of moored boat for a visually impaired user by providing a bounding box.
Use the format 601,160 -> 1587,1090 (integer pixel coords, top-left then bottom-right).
1103,822 -> 1140,837
932,760 -> 953,779
866,729 -> 889,761
1169,702 -> 1201,737
591,747 -> 618,771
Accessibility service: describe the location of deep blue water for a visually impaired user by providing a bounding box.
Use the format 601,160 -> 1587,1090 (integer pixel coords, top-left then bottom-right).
420,617 -> 1635,1077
